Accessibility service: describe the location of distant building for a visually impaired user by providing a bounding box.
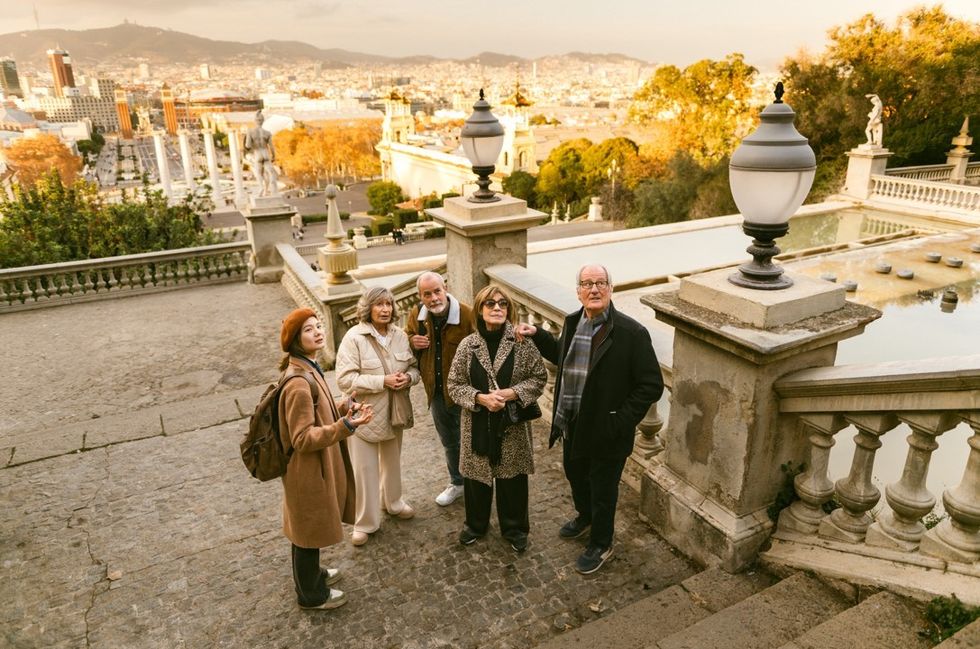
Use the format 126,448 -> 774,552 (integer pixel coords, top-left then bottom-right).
161,85 -> 178,135
255,68 -> 270,81
1,58 -> 23,98
47,48 -> 76,98
199,64 -> 212,81
115,88 -> 133,139
176,88 -> 262,127
88,78 -> 116,100
0,106 -> 38,132
138,63 -> 150,79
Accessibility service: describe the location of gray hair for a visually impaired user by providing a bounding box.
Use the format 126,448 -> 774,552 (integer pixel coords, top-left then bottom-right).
415,271 -> 446,294
356,286 -> 399,323
576,264 -> 612,286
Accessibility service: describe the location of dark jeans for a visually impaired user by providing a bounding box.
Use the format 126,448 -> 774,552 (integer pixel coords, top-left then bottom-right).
431,392 -> 463,486
291,544 -> 327,607
463,474 -> 529,541
562,445 -> 627,550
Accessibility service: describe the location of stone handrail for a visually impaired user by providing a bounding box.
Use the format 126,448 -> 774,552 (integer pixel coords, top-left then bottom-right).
884,164 -> 954,182
0,242 -> 251,313
967,162 -> 980,181
338,263 -> 446,330
773,355 -> 980,571
869,174 -> 980,212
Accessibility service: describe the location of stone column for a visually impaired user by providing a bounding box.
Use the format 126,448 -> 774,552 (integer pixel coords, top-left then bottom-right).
203,130 -> 222,206
945,117 -> 973,184
243,196 -> 297,284
178,130 -> 196,193
228,130 -> 247,208
588,196 -> 603,221
842,145 -> 893,200
151,131 -> 172,200
426,195 -> 546,304
317,185 -> 359,292
640,269 -> 880,571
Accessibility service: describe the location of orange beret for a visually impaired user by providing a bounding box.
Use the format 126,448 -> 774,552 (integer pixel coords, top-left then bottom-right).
280,308 -> 317,353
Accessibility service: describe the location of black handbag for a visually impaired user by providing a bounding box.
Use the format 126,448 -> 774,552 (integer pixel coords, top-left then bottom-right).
506,399 -> 542,424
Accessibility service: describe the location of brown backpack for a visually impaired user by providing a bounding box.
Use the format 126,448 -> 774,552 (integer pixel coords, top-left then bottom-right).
240,370 -> 319,481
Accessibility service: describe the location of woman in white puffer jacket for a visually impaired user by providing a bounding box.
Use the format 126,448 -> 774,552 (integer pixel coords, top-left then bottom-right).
336,287 -> 420,546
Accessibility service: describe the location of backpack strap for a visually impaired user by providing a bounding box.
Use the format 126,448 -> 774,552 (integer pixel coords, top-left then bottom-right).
277,370 -> 320,459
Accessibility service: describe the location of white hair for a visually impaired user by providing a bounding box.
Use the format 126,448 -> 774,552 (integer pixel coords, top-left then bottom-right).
576,264 -> 612,285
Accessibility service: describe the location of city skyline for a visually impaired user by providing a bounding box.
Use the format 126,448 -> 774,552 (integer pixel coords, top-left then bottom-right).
5,0 -> 980,69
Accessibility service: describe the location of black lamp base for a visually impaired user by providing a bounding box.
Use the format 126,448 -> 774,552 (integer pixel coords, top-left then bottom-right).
728,221 -> 793,290
467,165 -> 501,203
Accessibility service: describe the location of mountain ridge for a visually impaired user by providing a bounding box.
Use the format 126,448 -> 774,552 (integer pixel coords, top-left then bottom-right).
0,23 -> 647,68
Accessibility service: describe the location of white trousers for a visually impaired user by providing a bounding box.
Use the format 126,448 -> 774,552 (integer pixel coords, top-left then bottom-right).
349,430 -> 408,533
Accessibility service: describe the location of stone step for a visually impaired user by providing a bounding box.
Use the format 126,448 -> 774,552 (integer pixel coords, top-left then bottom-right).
652,572 -> 850,649
777,591 -> 930,649
532,567 -> 777,649
933,617 -> 980,649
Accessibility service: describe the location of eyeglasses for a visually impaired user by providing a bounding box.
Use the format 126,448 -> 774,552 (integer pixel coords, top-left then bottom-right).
578,280 -> 609,290
482,299 -> 510,310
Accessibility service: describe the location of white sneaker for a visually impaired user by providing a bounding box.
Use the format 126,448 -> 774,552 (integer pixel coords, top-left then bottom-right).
435,484 -> 464,506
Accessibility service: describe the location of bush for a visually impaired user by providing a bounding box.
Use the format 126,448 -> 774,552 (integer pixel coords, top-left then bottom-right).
441,191 -> 460,200
393,208 -> 419,229
373,217 -> 394,236
921,594 -> 980,643
340,211 -> 350,220
423,226 -> 446,239
423,197 -> 443,209
303,212 -> 328,223
366,180 -> 404,216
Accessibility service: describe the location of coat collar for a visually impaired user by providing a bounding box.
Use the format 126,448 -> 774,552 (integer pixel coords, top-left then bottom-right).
564,301 -> 617,371
417,293 -> 461,325
470,321 -> 517,376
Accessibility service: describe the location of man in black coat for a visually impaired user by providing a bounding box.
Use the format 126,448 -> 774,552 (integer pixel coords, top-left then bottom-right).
518,264 -> 663,574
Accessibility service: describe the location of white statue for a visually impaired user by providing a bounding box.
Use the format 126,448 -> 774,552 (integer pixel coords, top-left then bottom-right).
864,94 -> 883,148
244,110 -> 278,196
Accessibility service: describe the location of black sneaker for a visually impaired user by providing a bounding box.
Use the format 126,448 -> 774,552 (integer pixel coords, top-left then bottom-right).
508,535 -> 528,553
575,544 -> 613,574
559,517 -> 591,540
459,527 -> 483,546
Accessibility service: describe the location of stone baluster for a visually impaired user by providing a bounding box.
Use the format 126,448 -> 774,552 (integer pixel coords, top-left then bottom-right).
920,413 -> 980,563
778,413 -> 847,535
819,413 -> 898,543
866,413 -> 959,551
634,401 -> 665,458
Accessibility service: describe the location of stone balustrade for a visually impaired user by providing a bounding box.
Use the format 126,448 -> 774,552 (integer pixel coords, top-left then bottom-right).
966,162 -> 980,181
885,164 -> 955,182
774,355 -> 980,571
870,174 -> 980,212
337,264 -> 442,331
0,242 -> 251,313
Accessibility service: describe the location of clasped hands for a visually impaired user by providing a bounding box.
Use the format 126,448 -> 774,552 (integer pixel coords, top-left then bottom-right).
384,372 -> 412,390
476,388 -> 514,413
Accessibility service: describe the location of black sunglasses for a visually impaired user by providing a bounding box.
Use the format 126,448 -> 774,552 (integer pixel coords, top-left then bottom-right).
482,299 -> 510,309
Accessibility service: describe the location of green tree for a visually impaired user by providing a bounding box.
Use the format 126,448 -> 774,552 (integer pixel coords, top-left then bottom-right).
629,53 -> 759,164
783,6 -> 979,179
534,139 -> 592,209
366,180 -> 404,215
581,137 -> 640,194
502,170 -> 538,207
0,172 -> 221,269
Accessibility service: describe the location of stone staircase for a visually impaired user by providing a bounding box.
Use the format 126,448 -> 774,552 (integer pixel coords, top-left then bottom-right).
531,565 -> 976,649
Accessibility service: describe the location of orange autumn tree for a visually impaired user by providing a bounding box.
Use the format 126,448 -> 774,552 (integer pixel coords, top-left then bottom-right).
4,134 -> 82,188
273,121 -> 380,188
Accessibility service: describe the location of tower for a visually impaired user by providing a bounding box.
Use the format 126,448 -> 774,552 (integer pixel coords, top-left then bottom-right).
115,88 -> 133,139
47,48 -> 75,98
499,81 -> 537,174
381,90 -> 414,145
161,84 -> 178,135
0,58 -> 23,98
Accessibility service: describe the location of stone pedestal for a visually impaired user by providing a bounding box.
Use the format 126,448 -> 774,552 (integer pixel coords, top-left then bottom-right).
352,227 -> 368,250
640,268 -> 880,571
842,145 -> 892,199
946,117 -> 973,184
588,196 -> 603,221
426,195 -> 546,303
244,196 -> 297,284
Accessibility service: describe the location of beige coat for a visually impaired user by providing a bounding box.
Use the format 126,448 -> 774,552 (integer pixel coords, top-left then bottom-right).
447,322 -> 547,485
335,322 -> 421,443
278,356 -> 356,549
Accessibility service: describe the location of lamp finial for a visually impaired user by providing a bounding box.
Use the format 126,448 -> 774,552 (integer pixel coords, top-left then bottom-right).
774,82 -> 784,104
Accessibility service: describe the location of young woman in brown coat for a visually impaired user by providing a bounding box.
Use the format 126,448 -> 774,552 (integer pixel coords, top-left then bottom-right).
277,307 -> 373,610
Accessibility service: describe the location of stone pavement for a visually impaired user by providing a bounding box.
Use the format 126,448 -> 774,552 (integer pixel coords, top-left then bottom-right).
1,283 -> 696,648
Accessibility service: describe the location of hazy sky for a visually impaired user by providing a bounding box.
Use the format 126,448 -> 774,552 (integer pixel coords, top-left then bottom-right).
6,0 -> 980,68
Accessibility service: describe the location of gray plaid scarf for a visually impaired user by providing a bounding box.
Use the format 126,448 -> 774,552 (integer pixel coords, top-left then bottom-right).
553,308 -> 608,435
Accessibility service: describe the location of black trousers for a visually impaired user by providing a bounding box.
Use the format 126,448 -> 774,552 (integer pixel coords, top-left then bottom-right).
562,445 -> 627,550
463,474 -> 529,541
291,544 -> 327,607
